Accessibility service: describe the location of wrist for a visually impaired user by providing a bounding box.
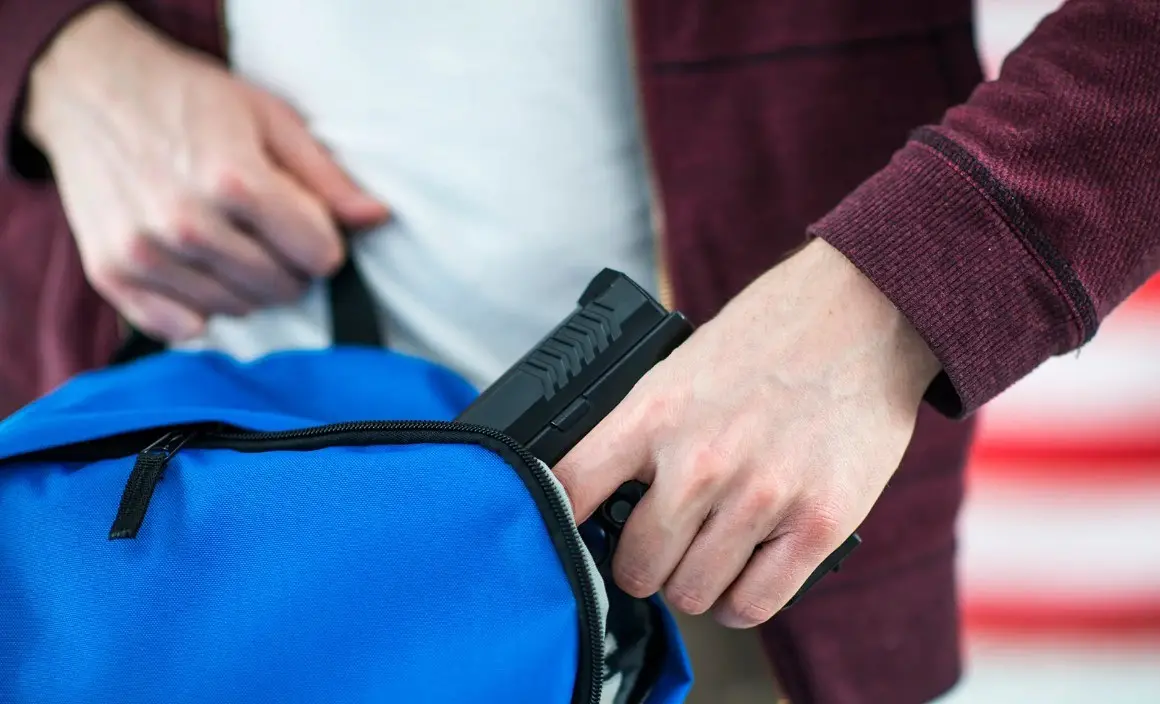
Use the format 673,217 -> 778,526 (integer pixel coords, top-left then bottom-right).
886,297 -> 943,403
770,239 -> 942,404
23,2 -> 162,151
816,238 -> 942,400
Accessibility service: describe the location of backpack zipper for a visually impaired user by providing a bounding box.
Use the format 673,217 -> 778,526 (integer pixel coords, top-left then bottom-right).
108,430 -> 198,540
104,420 -> 604,704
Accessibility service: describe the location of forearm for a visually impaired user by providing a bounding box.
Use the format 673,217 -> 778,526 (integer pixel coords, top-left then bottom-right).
812,0 -> 1160,417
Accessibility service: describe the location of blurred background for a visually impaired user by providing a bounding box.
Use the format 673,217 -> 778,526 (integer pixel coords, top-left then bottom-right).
940,4 -> 1160,701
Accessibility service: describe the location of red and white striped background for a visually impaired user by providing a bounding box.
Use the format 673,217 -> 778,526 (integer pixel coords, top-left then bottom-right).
941,2 -> 1160,700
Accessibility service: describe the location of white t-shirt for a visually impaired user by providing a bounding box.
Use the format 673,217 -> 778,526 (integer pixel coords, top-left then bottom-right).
180,1 -> 658,389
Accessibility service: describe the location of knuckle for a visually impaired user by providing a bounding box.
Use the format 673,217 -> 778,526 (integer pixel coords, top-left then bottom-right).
633,389 -> 675,429
160,205 -> 207,253
741,482 -> 781,518
619,382 -> 680,438
684,442 -> 732,492
613,560 -> 659,599
203,165 -> 255,205
664,583 -> 711,616
173,226 -> 207,254
795,500 -> 847,547
123,233 -> 161,271
722,595 -> 776,628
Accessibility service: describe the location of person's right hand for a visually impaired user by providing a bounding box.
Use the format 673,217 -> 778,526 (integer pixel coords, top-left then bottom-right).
22,2 -> 389,341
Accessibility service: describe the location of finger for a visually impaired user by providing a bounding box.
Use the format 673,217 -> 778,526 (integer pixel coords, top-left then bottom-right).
127,235 -> 253,318
713,529 -> 831,629
662,483 -> 786,615
111,283 -> 206,342
610,441 -> 732,599
150,201 -> 307,305
255,92 -> 389,228
551,397 -> 657,524
210,164 -> 346,279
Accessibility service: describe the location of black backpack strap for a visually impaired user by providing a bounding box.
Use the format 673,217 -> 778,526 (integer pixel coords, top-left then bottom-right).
326,253 -> 383,347
109,254 -> 383,366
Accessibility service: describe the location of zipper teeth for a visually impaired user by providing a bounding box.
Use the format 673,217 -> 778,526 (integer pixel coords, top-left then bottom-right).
210,420 -> 604,704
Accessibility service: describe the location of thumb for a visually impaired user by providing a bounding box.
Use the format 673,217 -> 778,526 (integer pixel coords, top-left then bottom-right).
253,90 -> 390,228
552,401 -> 655,523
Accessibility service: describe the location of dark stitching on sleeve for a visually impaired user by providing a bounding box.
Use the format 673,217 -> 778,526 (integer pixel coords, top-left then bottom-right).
911,126 -> 1098,344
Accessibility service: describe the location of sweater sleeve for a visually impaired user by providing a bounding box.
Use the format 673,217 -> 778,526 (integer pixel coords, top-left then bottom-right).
811,0 -> 1160,418
0,0 -> 108,180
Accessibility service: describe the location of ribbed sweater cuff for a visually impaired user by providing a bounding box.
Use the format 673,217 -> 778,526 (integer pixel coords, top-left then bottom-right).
810,133 -> 1086,418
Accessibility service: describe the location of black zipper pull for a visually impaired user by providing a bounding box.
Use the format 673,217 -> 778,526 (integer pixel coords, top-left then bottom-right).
108,430 -> 195,540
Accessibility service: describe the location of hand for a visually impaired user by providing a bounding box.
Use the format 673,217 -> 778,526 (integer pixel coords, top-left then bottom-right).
22,2 -> 389,341
553,240 -> 942,628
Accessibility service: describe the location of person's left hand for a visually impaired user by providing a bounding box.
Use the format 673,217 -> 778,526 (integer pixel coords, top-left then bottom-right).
552,239 -> 942,628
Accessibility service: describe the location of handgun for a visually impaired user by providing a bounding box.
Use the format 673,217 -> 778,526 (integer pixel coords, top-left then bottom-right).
456,268 -> 859,608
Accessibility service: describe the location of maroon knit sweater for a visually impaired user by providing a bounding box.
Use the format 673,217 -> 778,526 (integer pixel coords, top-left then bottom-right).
2,1 -> 1158,702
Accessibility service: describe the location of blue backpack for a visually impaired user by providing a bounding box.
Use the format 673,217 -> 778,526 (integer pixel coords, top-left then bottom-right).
0,267 -> 693,703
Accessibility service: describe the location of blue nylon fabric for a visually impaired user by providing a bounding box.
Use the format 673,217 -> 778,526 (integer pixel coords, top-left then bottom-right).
0,348 -> 693,702
651,599 -> 695,702
0,445 -> 579,703
0,348 -> 480,460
